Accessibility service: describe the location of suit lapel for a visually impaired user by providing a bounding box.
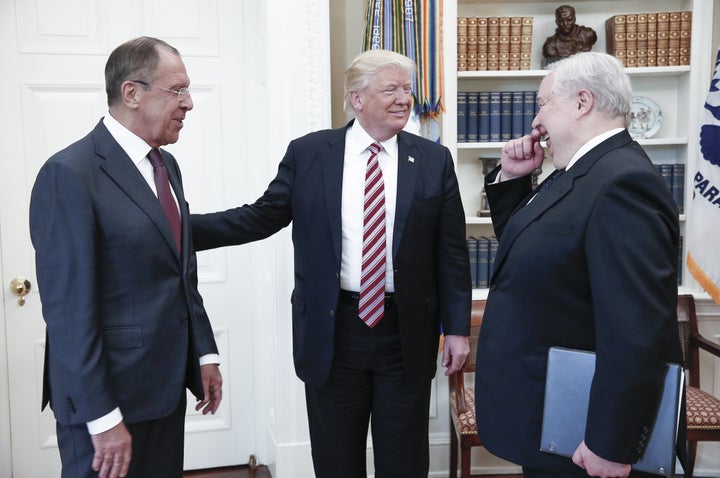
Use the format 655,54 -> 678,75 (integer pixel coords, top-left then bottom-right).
393,132 -> 418,258
321,128 -> 348,266
93,122 -> 181,259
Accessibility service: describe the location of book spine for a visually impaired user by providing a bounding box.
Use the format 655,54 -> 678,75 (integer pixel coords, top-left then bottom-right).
668,12 -> 681,66
511,91 -> 524,139
625,14 -> 638,67
509,17 -> 522,71
457,92 -> 468,143
520,17 -> 533,70
672,163 -> 685,214
467,17 -> 478,71
523,91 -> 536,135
489,92 -> 501,142
468,238 -> 479,288
657,12 -> 670,67
488,236 -> 499,280
458,17 -> 468,72
605,15 -> 627,66
487,17 -> 500,71
500,91 -> 512,142
647,13 -> 658,67
467,92 -> 479,143
659,164 -> 673,193
477,17 -> 489,71
679,11 -> 691,66
636,13 -> 648,67
477,237 -> 489,289
479,92 -> 491,142
498,17 -> 511,71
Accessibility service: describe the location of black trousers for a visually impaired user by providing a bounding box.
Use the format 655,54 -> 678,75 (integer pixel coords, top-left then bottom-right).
305,294 -> 432,478
57,393 -> 187,478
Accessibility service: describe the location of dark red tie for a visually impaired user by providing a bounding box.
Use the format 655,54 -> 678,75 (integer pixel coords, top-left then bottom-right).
358,142 -> 385,328
148,148 -> 182,252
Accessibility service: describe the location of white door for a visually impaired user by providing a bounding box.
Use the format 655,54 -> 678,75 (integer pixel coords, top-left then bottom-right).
0,0 -> 260,475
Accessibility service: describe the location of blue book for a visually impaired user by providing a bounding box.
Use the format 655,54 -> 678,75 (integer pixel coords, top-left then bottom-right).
659,164 -> 673,193
479,92 -> 491,142
672,164 -> 685,214
467,92 -> 479,143
523,91 -> 536,135
477,236 -> 490,288
500,91 -> 513,142
488,236 -> 499,280
457,92 -> 468,143
467,238 -> 479,288
489,92 -> 501,142
511,91 -> 524,139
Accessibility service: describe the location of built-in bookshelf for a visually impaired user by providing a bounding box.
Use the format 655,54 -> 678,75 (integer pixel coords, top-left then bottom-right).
443,0 -> 715,300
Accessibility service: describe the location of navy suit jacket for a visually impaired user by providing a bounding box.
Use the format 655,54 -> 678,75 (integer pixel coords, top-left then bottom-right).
30,120 -> 218,426
192,121 -> 472,386
474,130 -> 684,468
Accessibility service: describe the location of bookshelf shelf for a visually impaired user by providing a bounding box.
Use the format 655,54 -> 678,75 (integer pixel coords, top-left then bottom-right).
444,0 -> 715,293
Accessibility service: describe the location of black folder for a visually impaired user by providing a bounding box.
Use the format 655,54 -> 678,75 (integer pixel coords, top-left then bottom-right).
540,347 -> 683,476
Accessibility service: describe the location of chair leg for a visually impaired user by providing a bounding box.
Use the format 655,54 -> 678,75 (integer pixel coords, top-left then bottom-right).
687,440 -> 697,478
449,419 -> 458,478
460,444 -> 471,478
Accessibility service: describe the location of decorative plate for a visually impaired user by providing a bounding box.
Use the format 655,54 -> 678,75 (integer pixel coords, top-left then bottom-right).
629,96 -> 662,139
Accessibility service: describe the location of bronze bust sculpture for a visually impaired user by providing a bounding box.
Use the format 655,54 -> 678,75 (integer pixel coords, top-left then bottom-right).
542,5 -> 597,66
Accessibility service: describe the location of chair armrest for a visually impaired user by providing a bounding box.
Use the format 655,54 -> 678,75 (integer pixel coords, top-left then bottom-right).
694,333 -> 720,358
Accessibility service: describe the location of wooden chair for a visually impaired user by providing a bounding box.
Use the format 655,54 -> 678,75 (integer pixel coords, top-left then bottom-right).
677,294 -> 720,477
449,300 -> 485,478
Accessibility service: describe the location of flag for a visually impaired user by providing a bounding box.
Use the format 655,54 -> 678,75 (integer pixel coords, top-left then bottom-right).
687,46 -> 720,305
362,0 -> 444,140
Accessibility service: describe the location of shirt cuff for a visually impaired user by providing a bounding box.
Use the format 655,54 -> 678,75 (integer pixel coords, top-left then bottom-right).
199,353 -> 220,366
87,407 -> 123,435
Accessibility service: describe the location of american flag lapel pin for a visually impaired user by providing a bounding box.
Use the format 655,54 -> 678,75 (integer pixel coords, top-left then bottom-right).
408,156 -> 415,163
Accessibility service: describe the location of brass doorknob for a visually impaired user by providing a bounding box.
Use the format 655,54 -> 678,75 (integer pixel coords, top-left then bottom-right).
10,277 -> 32,306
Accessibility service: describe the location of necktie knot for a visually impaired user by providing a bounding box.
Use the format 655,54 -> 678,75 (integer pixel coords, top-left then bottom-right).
368,142 -> 382,157
148,148 -> 165,169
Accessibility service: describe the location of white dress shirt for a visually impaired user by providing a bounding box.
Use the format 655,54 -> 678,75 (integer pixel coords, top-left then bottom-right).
340,122 -> 397,293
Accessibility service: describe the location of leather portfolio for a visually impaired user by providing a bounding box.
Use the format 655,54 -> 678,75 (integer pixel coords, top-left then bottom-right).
540,347 -> 683,476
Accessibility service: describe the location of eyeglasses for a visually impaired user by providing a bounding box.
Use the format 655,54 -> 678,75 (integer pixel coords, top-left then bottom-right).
131,80 -> 192,98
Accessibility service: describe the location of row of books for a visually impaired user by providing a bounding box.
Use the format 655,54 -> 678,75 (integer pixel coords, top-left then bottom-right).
468,236 -> 498,289
605,11 -> 691,67
457,16 -> 533,71
458,91 -> 536,143
655,163 -> 685,214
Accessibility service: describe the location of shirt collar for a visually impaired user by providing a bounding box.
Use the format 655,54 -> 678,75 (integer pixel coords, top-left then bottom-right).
103,113 -> 156,167
566,128 -> 625,171
347,120 -> 398,159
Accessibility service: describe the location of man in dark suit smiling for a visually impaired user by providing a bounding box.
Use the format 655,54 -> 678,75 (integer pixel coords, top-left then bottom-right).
191,49 -> 471,478
475,52 -> 684,478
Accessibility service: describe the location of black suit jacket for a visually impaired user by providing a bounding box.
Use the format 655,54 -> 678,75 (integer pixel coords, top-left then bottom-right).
474,130 -> 684,468
30,120 -> 218,426
192,121 -> 472,386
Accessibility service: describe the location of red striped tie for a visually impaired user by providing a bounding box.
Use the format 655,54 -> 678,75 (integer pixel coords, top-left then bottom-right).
358,142 -> 386,328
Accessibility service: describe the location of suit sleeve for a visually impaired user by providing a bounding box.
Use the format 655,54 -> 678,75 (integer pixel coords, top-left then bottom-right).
191,142 -> 297,251
30,160 -> 118,425
583,166 -> 680,463
436,148 -> 473,337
